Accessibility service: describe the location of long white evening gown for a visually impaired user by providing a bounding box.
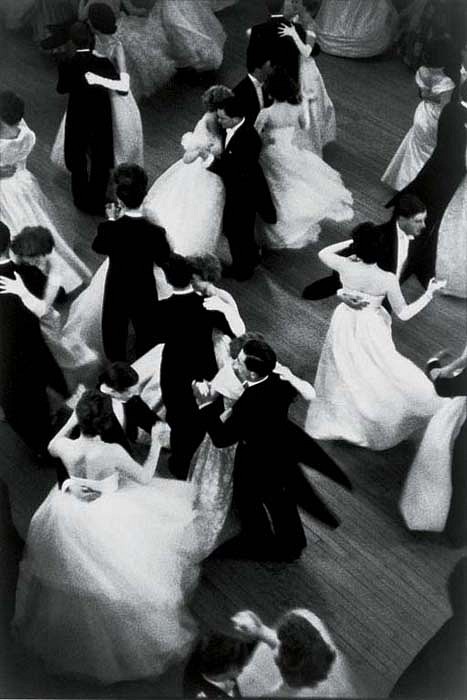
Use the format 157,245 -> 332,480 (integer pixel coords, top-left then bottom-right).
400,395 -> 467,532
51,34 -> 144,169
435,122 -> 467,299
144,113 -> 225,256
13,467 -> 201,683
159,0 -> 226,72
382,68 -> 454,191
255,102 -> 353,249
294,17 -> 336,156
305,253 -> 444,450
0,120 -> 90,294
315,0 -> 398,58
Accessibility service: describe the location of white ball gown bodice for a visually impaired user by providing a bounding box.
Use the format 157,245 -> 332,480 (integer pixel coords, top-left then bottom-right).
255,102 -> 353,249
0,120 -> 90,293
382,68 -> 455,191
305,277 -> 444,450
144,112 -> 225,256
13,469 -> 201,683
315,0 -> 398,58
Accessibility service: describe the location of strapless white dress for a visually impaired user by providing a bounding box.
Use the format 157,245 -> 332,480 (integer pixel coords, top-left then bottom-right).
306,288 -> 444,450
13,473 -> 200,683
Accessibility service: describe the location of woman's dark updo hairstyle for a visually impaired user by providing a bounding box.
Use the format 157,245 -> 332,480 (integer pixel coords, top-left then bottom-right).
351,222 -> 382,265
202,85 -> 234,113
75,390 -> 114,437
0,90 -> 25,126
229,331 -> 266,360
188,254 -> 222,284
265,66 -> 300,105
422,38 -> 457,70
11,226 -> 55,258
113,163 -> 148,209
88,2 -> 117,34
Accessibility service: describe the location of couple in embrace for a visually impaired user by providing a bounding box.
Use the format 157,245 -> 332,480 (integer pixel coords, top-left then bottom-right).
144,87 -> 277,281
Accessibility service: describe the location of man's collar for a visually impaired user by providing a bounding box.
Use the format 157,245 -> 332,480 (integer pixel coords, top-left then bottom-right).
248,73 -> 262,88
270,14 -> 284,18
227,117 -> 245,134
76,49 -> 91,52
0,258 -> 11,265
201,674 -> 237,695
123,208 -> 144,218
396,221 -> 413,241
172,285 -> 194,295
243,375 -> 268,389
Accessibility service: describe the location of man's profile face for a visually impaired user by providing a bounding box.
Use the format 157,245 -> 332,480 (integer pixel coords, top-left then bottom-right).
217,108 -> 237,130
400,211 -> 427,238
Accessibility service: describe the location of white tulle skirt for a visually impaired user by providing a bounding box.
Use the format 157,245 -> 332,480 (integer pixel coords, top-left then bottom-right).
13,477 -> 200,683
400,396 -> 467,532
144,158 -> 225,256
306,304 -> 444,450
294,56 -> 337,156
316,0 -> 397,58
436,174 -> 467,298
258,130 -> 353,249
0,168 -> 90,293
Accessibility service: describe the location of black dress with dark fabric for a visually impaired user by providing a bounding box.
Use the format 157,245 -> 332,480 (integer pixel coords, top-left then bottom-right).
209,121 -> 276,277
92,215 -> 170,362
0,261 -> 67,454
434,368 -> 467,547
200,373 -> 307,559
57,49 -> 119,211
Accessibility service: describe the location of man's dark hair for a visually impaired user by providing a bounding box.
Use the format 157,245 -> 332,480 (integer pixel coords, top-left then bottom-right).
188,254 -> 222,284
394,194 -> 427,220
0,91 -> 25,126
266,0 -> 285,14
276,612 -> 336,688
0,222 -> 11,257
69,21 -> 95,50
88,2 -> 117,34
194,633 -> 255,677
230,332 -> 266,360
352,221 -> 382,264
242,339 -> 276,378
100,362 -> 139,393
113,163 -> 148,209
163,253 -> 194,289
219,95 -> 245,119
11,226 -> 55,258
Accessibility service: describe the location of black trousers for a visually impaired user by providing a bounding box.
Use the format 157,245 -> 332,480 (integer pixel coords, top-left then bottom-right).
223,196 -> 260,274
70,150 -> 111,212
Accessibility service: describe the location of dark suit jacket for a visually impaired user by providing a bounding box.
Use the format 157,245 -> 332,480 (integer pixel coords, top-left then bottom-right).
233,75 -> 270,125
209,121 -> 276,224
93,215 -> 170,311
57,49 -> 119,171
201,373 -> 298,485
99,395 -> 158,454
247,17 -> 310,85
153,292 -> 232,422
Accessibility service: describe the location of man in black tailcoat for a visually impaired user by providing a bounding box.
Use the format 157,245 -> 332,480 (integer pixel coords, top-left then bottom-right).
92,164 -> 171,362
194,339 -> 307,562
206,95 -> 276,281
56,21 -> 119,214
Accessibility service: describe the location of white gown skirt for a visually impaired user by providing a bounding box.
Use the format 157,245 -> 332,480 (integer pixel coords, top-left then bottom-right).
258,130 -> 353,249
315,0 -> 398,58
144,158 -> 225,256
436,174 -> 467,298
13,477 -> 200,683
295,56 -> 337,156
306,304 -> 444,450
0,168 -> 90,293
400,396 -> 467,532
381,101 -> 441,191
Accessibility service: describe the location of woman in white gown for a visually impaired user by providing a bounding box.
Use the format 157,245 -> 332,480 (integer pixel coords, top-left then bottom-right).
382,41 -> 455,191
305,223 -> 446,450
144,86 -> 231,257
254,69 -> 353,249
13,390 -> 201,684
0,92 -> 90,294
294,0 -> 337,155
52,2 -> 144,170
315,0 -> 398,58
